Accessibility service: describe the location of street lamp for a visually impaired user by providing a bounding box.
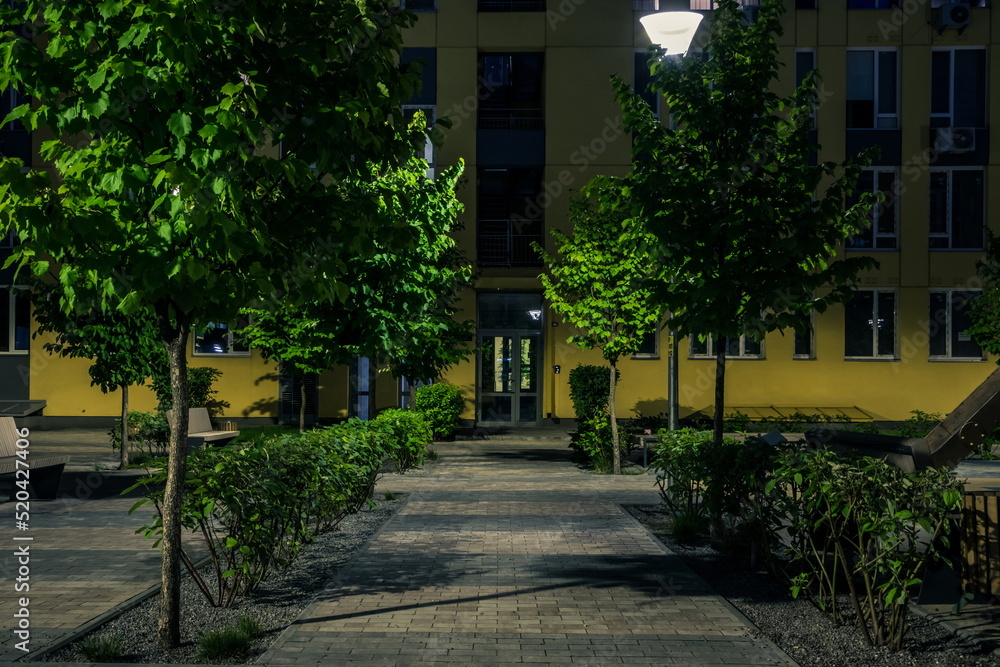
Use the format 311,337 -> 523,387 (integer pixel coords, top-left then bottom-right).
639,11 -> 704,431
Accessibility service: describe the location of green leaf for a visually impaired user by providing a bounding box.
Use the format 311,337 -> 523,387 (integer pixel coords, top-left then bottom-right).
167,111 -> 192,138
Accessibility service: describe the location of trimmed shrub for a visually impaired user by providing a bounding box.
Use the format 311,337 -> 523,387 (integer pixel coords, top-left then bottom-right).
373,408 -> 432,471
574,415 -> 616,473
108,410 -> 169,456
414,383 -> 465,439
568,364 -> 618,422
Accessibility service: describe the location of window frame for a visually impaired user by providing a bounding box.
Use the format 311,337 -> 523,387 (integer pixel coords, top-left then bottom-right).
928,166 -> 985,251
845,48 -> 899,129
844,289 -> 897,360
688,333 -> 765,360
930,47 -> 987,129
0,285 -> 30,355
928,289 -> 985,361
793,310 -> 816,360
632,328 -> 660,360
846,167 -> 899,251
192,317 -> 251,357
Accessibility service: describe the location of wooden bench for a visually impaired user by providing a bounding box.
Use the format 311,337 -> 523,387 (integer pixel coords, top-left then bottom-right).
166,408 -> 240,451
0,416 -> 70,500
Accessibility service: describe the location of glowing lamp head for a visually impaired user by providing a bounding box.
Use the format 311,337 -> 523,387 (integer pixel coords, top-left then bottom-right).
639,12 -> 704,56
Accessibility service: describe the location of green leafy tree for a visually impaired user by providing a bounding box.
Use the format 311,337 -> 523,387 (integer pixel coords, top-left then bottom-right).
967,232 -> 1000,359
31,283 -> 165,469
602,0 -> 878,444
0,0 -> 429,647
240,156 -> 473,427
537,197 -> 661,474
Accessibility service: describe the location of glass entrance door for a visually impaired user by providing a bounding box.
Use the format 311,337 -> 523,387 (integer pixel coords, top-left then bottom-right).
479,332 -> 540,425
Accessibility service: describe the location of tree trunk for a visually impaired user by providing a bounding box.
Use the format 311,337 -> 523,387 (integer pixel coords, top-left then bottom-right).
713,344 -> 727,446
119,384 -> 129,469
610,360 -> 620,475
157,314 -> 191,649
299,377 -> 306,434
409,380 -> 416,409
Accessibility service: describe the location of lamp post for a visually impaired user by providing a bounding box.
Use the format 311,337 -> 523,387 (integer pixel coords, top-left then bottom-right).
639,11 -> 704,431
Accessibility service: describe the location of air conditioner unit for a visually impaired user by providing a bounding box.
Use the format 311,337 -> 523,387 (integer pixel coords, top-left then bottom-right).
937,3 -> 972,30
933,127 -> 976,153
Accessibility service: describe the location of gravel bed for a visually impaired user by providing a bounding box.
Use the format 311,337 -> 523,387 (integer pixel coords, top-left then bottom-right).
42,495 -> 406,664
626,504 -> 1000,667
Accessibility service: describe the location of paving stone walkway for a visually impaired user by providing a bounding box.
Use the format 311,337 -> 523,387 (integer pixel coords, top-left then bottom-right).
258,439 -> 797,666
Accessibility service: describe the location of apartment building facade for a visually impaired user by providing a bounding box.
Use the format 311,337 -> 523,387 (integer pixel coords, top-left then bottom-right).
2,0 -> 997,426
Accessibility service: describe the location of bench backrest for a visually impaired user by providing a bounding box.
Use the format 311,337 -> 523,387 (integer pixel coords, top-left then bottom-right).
0,416 -> 21,458
188,408 -> 214,433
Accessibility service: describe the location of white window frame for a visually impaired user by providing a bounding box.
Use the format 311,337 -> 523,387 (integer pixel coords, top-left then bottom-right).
930,47 -> 987,129
847,167 -> 899,250
193,318 -> 250,357
689,333 -> 765,360
929,167 -> 985,250
929,289 -> 985,361
844,289 -> 897,360
1,285 -> 29,355
632,328 -> 660,360
793,311 -> 815,360
846,48 -> 898,129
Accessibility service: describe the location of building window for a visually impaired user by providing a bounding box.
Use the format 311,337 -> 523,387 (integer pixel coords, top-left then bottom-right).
796,0 -> 817,8
1,287 -> 29,354
477,167 -> 543,268
929,168 -> 984,250
929,290 -> 983,360
402,0 -> 436,10
847,168 -> 898,250
350,357 -> 375,420
689,333 -> 764,359
477,1 -> 545,13
846,49 -> 897,129
400,377 -> 431,409
633,0 -> 657,9
689,0 -> 764,7
1,229 -> 15,248
845,290 -> 896,359
793,311 -> 815,359
632,330 -> 659,359
194,317 -> 250,356
931,48 -> 986,129
478,53 -> 543,130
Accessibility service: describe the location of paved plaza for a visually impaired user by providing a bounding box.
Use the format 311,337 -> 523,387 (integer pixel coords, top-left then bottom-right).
2,428 -> 799,665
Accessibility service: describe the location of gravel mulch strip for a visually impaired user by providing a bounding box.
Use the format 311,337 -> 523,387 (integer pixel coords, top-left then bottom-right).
41,495 -> 406,664
626,504 -> 1000,667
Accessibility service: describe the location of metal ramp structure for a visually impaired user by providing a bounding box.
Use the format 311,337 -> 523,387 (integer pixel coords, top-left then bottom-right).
925,367 -> 1000,468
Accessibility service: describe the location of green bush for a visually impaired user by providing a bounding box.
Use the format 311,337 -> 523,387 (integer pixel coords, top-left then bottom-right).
108,410 -> 169,456
195,616 -> 262,663
758,447 -> 962,651
373,408 -> 432,471
574,415 -> 616,473
129,418 -> 394,607
150,366 -> 228,414
414,383 -> 465,439
568,364 -> 618,423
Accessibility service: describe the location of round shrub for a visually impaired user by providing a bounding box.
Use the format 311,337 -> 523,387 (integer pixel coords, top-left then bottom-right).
414,383 -> 465,439
373,408 -> 432,471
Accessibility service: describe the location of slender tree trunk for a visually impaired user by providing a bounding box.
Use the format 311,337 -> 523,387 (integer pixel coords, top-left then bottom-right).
157,313 -> 191,649
299,377 -> 306,434
119,384 -> 129,469
409,381 -> 416,409
610,360 -> 620,475
713,344 -> 727,446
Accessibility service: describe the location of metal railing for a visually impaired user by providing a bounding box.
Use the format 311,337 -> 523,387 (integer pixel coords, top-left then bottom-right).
477,222 -> 543,268
478,0 -> 546,11
477,108 -> 544,131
